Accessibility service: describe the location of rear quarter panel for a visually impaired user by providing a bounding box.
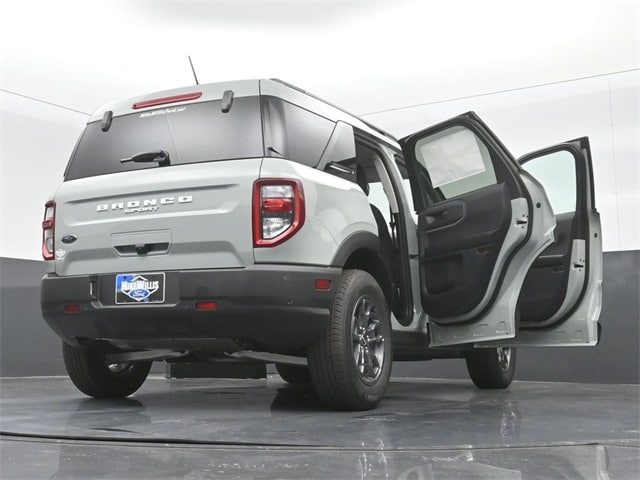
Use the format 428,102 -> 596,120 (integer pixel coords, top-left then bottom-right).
255,157 -> 376,266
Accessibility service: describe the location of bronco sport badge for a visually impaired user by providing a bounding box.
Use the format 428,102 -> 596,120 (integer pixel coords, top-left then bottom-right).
115,273 -> 165,304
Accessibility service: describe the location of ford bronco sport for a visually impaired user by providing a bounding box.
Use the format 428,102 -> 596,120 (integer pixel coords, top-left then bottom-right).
41,79 -> 602,410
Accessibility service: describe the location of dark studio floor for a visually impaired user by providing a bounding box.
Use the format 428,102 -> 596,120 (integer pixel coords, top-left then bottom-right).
1,375 -> 638,479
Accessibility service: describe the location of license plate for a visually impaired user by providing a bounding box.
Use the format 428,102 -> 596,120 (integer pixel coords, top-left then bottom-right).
115,273 -> 165,304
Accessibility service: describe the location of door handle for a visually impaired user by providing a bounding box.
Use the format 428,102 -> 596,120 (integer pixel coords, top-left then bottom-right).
114,242 -> 170,256
422,201 -> 465,230
426,210 -> 448,225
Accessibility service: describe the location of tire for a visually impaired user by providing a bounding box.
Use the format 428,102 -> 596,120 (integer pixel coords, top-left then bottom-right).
308,269 -> 392,410
465,347 -> 516,389
62,342 -> 152,399
275,364 -> 312,384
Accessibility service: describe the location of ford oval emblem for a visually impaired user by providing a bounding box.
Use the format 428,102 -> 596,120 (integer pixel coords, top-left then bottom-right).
61,234 -> 78,244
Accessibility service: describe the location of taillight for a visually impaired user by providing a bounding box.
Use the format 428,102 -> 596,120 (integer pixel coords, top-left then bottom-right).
253,179 -> 305,247
41,200 -> 56,260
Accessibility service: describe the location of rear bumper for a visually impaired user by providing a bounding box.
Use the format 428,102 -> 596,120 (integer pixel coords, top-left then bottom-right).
41,265 -> 341,351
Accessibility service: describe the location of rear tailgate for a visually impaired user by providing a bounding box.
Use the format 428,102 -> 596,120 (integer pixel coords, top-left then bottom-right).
52,159 -> 260,276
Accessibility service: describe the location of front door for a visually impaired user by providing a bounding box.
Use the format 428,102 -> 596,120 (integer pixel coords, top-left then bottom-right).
400,112 -> 555,346
493,137 -> 602,346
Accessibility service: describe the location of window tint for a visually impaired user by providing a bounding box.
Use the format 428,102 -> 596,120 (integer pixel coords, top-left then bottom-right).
522,150 -> 577,214
65,97 -> 264,180
262,97 -> 335,167
413,125 -> 497,201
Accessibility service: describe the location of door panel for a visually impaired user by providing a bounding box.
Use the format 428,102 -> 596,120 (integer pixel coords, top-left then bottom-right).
482,138 -> 602,347
419,183 -> 511,319
400,112 -> 555,346
518,212 -> 575,323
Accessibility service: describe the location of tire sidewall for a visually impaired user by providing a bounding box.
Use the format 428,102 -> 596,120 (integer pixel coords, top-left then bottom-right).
334,270 -> 392,404
466,347 -> 516,389
63,342 -> 151,398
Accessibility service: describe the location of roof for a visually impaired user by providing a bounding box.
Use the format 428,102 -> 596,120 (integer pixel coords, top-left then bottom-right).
88,79 -> 399,149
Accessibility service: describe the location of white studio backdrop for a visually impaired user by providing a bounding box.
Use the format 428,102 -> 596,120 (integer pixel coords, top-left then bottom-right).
1,0 -> 638,260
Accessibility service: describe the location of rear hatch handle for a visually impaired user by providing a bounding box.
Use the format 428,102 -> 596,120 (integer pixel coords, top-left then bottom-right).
120,150 -> 171,167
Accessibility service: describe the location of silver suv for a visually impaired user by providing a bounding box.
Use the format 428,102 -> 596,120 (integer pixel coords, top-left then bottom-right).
41,79 -> 602,410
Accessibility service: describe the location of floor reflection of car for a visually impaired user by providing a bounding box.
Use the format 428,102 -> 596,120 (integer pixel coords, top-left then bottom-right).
47,379 -> 617,479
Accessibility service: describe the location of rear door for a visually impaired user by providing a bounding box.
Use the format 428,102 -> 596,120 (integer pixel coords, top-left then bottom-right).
399,112 -> 555,346
497,137 -> 602,346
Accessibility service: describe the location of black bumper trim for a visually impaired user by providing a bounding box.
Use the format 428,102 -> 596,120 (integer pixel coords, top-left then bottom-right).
41,265 -> 341,351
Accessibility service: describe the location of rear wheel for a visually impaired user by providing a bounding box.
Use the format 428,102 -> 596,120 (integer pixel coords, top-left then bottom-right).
62,342 -> 152,398
275,364 -> 311,384
308,270 -> 392,410
465,347 -> 516,389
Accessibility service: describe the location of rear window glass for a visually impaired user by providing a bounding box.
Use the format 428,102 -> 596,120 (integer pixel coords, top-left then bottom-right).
65,96 -> 264,180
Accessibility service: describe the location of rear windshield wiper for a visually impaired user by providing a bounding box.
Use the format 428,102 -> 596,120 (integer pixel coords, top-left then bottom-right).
120,150 -> 170,167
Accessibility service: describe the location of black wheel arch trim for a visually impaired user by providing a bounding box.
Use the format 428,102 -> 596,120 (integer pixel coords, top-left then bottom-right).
330,231 -> 393,309
330,231 -> 381,267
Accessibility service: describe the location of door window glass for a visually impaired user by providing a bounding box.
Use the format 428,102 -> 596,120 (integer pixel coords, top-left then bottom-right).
413,125 -> 497,200
368,182 -> 391,224
522,150 -> 576,214
393,155 -> 417,220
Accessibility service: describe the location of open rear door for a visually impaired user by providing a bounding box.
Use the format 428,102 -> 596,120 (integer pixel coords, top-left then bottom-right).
491,137 -> 602,346
399,113 -> 555,346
